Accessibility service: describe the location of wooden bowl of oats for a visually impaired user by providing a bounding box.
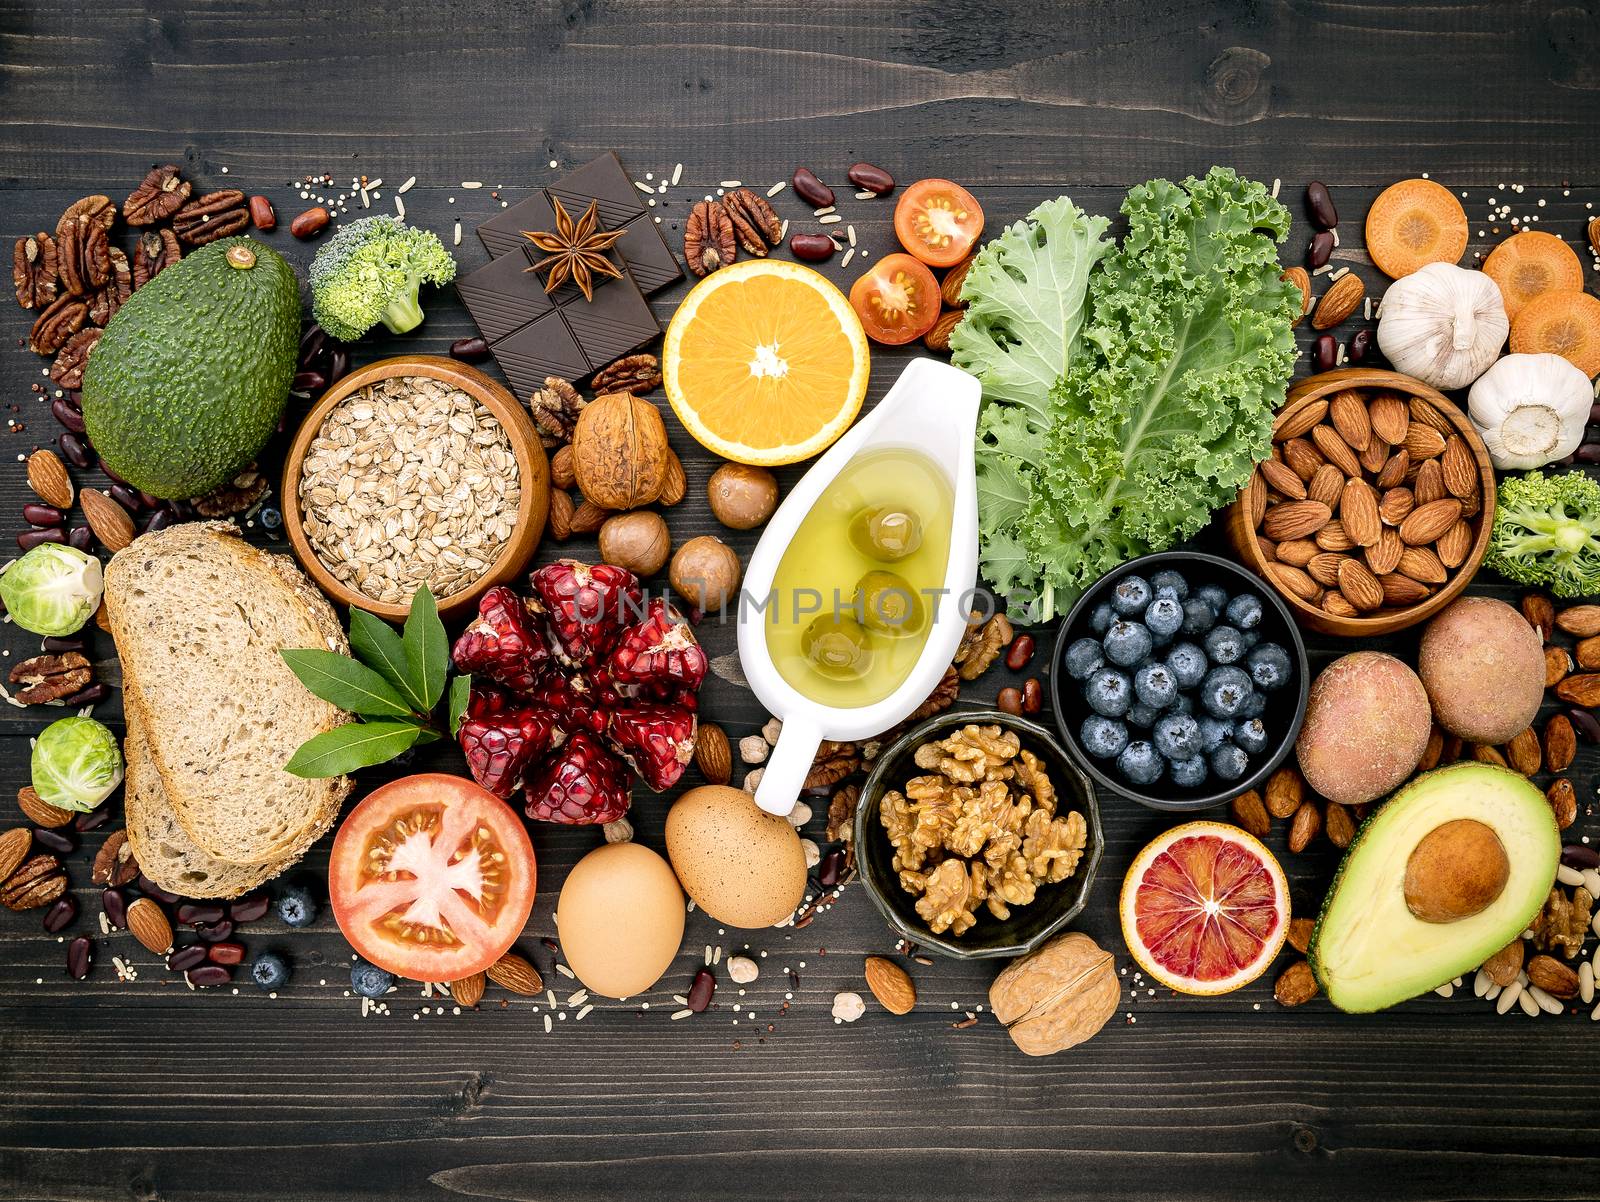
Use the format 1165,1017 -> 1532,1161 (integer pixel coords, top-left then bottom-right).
282,354 -> 549,621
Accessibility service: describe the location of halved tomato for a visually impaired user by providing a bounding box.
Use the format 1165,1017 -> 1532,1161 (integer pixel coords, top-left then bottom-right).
893,179 -> 984,268
848,253 -> 941,345
329,773 -> 536,982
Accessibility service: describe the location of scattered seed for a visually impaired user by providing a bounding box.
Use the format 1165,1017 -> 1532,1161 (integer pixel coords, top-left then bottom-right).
397,176 -> 416,194
453,222 -> 461,246
766,181 -> 785,197
818,215 -> 842,225
670,1008 -> 693,1020
672,163 -> 683,186
855,190 -> 876,200
462,181 -> 482,189
394,196 -> 405,219
840,248 -> 855,269
634,181 -> 654,195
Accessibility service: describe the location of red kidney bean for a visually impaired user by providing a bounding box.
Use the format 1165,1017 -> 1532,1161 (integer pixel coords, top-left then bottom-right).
98,461 -> 129,486
1566,707 -> 1600,742
450,336 -> 491,361
58,431 -> 93,468
1005,634 -> 1036,672
1576,443 -> 1600,465
248,195 -> 276,231
1562,843 -> 1600,870
1307,230 -> 1334,270
792,167 -> 834,208
74,805 -> 110,832
207,941 -> 246,966
43,895 -> 77,933
1304,181 -> 1338,230
61,389 -> 81,412
329,345 -> 351,383
138,874 -> 181,905
789,233 -> 836,262
1348,329 -> 1374,364
144,507 -> 178,533
137,491 -> 161,509
186,964 -> 232,987
167,944 -> 208,972
108,483 -> 144,513
67,936 -> 93,979
66,525 -> 93,552
102,887 -> 127,929
818,848 -> 844,888
22,503 -> 64,527
847,162 -> 895,195
996,686 -> 1022,714
299,324 -> 328,365
178,902 -> 225,926
51,397 -> 86,433
292,370 -> 327,394
290,206 -> 330,239
60,683 -> 107,707
42,635 -> 84,653
1021,677 -> 1043,714
686,967 -> 715,1012
33,826 -> 77,855
1313,334 -> 1338,373
197,918 -> 235,943
1591,402 -> 1600,425
230,893 -> 270,923
18,527 -> 65,550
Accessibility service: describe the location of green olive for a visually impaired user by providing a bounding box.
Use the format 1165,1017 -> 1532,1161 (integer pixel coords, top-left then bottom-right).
801,614 -> 875,679
848,506 -> 922,562
854,570 -> 927,637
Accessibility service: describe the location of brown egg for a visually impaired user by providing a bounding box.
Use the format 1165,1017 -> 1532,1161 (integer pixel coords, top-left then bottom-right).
665,785 -> 808,928
556,842 -> 685,998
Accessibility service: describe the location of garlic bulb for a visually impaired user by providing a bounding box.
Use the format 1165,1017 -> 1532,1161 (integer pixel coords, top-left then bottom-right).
1376,262 -> 1508,390
1468,352 -> 1592,469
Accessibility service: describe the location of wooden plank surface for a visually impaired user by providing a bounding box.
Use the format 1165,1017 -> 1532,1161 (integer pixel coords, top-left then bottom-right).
2,1 -> 1599,1199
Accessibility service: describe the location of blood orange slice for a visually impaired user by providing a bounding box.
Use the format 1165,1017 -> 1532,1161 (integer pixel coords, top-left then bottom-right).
1119,821 -> 1288,995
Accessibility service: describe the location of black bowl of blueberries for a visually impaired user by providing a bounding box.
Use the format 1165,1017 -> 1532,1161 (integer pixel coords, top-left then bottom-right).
1049,551 -> 1310,812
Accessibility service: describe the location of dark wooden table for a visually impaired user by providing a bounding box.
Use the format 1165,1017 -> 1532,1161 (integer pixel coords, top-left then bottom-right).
3,3 -> 1599,1199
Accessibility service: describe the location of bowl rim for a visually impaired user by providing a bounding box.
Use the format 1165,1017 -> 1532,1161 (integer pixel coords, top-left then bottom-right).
852,708 -> 1104,960
280,354 -> 549,621
1049,549 -> 1311,813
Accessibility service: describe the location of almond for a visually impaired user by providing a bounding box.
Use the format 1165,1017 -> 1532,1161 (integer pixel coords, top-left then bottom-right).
17,785 -> 73,828
1364,527 -> 1403,576
1413,459 -> 1445,504
1472,743 -> 1508,769
451,971 -> 486,1008
1259,458 -> 1306,500
863,955 -> 916,1015
1287,800 -> 1322,853
940,255 -> 975,308
1243,471 -> 1266,530
1378,486 -> 1415,526
126,897 -> 174,954
1409,397 -> 1452,433
1307,463 -> 1344,508
694,722 -> 732,786
1264,767 -> 1303,819
1312,273 -> 1365,330
1556,605 -> 1600,637
1257,536 -> 1277,562
1589,215 -> 1600,258
80,488 -> 134,551
1521,593 -> 1556,639
1314,520 -> 1354,552
1311,423 -> 1361,476
1506,726 -> 1542,776
1578,635 -> 1600,670
1228,789 -> 1271,838
1262,500 -> 1331,542
1276,399 -> 1328,441
1548,777 -> 1578,829
1336,558 -> 1383,612
1281,436 -> 1324,481
1306,552 -> 1347,588
922,308 -> 963,353
1396,545 -> 1446,585
1358,435 -> 1389,475
659,449 -> 687,505
1398,498 -> 1462,545
1526,954 -> 1580,1000
1368,393 -> 1410,445
1322,590 -> 1357,618
1440,436 -> 1477,500
569,498 -> 610,534
1481,939 -> 1524,988
1436,519 -> 1472,568
1375,448 -> 1411,491
1266,562 -> 1318,602
1274,959 -> 1319,1006
1275,538 -> 1319,568
1403,422 -> 1446,461
26,448 -> 73,509
1545,645 -> 1573,688
1379,573 -> 1430,607
1544,713 -> 1577,773
550,444 -> 576,490
1339,478 -> 1381,547
1287,917 -> 1316,955
1327,389 -> 1372,451
1324,801 -> 1357,849
485,951 -> 542,995
1281,266 -> 1312,326
546,489 -> 574,541
0,827 -> 31,884
1418,726 -> 1445,771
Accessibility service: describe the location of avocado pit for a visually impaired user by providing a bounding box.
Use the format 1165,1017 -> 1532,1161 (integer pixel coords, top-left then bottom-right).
1402,818 -> 1510,924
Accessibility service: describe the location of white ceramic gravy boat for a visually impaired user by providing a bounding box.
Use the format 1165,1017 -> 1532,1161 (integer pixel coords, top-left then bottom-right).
737,357 -> 981,816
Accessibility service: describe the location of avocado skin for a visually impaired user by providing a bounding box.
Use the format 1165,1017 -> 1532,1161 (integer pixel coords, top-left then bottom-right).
81,237 -> 299,499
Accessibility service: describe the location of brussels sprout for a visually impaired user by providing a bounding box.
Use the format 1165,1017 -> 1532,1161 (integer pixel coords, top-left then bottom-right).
0,544 -> 103,636
31,716 -> 123,812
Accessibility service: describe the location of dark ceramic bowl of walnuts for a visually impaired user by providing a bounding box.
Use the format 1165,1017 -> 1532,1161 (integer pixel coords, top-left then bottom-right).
853,710 -> 1102,960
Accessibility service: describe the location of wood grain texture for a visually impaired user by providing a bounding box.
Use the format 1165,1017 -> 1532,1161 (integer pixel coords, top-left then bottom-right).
2,1 -> 1599,1199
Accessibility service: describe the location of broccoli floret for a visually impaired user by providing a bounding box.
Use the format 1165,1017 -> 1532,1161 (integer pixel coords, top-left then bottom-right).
309,216 -> 456,342
1486,470 -> 1600,598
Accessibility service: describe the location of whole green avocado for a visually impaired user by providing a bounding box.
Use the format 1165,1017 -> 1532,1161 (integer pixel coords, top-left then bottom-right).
81,237 -> 299,499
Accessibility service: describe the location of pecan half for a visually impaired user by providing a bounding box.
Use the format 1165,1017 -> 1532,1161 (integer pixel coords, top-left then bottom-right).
91,829 -> 140,887
0,854 -> 67,911
590,353 -> 661,396
804,741 -> 861,790
172,190 -> 250,246
86,248 -> 131,326
14,232 -> 59,309
8,652 -> 91,704
132,228 -> 182,288
57,217 -> 110,297
49,328 -> 101,390
190,465 -> 268,517
56,195 -> 115,237
684,200 -> 736,277
28,293 -> 88,355
724,188 -> 782,256
528,376 -> 588,447
123,164 -> 191,225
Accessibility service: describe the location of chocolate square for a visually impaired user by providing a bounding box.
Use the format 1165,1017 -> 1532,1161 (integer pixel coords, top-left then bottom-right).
491,311 -> 591,402
477,192 -> 560,260
545,151 -> 644,234
453,246 -> 554,343
565,268 -> 661,371
612,215 -> 682,294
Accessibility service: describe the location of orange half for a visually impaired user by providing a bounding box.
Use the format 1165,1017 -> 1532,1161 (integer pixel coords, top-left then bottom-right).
663,260 -> 871,465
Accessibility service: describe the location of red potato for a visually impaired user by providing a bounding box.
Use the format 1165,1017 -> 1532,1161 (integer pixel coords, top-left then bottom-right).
1418,597 -> 1545,745
1296,651 -> 1432,806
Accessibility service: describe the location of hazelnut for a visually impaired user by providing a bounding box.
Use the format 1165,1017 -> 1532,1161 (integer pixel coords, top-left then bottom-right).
598,511 -> 671,576
707,463 -> 779,530
670,534 -> 742,612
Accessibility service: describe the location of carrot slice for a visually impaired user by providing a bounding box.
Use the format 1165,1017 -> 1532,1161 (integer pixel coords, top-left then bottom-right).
1483,231 -> 1585,319
1365,179 -> 1469,279
1510,290 -> 1600,378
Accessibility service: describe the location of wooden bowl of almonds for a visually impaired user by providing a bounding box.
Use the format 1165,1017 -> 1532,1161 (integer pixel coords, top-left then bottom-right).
281,354 -> 549,620
1226,367 -> 1496,637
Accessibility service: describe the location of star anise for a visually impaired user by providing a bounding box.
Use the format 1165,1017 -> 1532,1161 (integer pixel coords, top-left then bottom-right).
522,197 -> 625,302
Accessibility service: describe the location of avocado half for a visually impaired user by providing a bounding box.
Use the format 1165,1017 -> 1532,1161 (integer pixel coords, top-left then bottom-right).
1309,762 -> 1559,1013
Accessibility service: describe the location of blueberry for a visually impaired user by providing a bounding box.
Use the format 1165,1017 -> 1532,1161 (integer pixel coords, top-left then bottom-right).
1144,597 -> 1183,643
1084,668 -> 1132,718
1246,642 -> 1293,692
1203,624 -> 1245,665
1152,713 -> 1201,761
1117,740 -> 1164,787
1239,689 -> 1267,719
275,882 -> 318,928
259,506 -> 282,533
1201,665 -> 1253,719
1181,597 -> 1218,636
1169,693 -> 1195,717
1103,620 -> 1153,667
1150,569 -> 1189,602
1169,755 -> 1210,788
1240,628 -> 1261,651
1112,575 -> 1153,617
1165,642 -> 1209,690
1197,715 -> 1233,753
1134,662 -> 1178,710
1088,601 -> 1116,635
1063,637 -> 1105,681
1126,702 -> 1160,729
250,952 -> 290,990
350,959 -> 395,999
1234,717 -> 1269,755
1225,593 -> 1264,630
1079,715 -> 1130,760
1210,742 -> 1250,782
1196,584 -> 1229,615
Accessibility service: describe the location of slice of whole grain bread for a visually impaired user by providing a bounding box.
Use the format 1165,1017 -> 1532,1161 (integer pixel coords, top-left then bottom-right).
106,522 -> 352,866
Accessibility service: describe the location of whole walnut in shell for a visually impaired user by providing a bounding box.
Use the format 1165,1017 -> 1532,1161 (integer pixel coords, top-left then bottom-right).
988,931 -> 1119,1056
571,392 -> 671,510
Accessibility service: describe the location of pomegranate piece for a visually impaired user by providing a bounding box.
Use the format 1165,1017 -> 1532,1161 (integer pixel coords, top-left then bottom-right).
458,687 -> 563,798
451,586 -> 550,694
608,703 -> 698,792
530,560 -> 643,668
603,598 -> 708,697
524,732 -> 632,825
526,666 -> 609,737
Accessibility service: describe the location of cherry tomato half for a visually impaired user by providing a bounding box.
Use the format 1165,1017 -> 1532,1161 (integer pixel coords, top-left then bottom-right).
893,179 -> 985,268
848,253 -> 942,346
329,773 -> 536,982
